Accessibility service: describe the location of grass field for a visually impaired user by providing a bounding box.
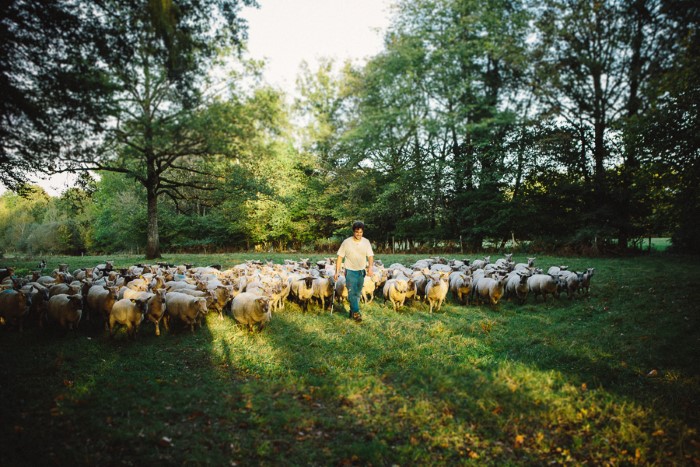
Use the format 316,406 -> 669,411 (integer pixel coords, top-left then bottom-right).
1,253 -> 699,465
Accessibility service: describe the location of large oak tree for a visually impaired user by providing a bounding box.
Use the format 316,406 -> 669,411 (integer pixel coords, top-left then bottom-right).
58,0 -> 256,258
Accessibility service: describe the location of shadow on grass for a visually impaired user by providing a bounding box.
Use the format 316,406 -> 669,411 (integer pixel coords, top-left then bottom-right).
0,315 -> 246,464
1,259 -> 698,465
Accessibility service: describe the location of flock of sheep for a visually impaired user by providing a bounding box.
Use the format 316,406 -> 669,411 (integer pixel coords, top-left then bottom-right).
0,254 -> 596,336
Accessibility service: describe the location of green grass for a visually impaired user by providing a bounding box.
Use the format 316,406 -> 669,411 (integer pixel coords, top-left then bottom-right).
1,253 -> 699,465
648,237 -> 672,251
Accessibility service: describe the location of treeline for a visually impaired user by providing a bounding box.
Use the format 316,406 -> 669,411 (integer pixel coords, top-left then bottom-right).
299,0 -> 697,254
1,0 -> 697,255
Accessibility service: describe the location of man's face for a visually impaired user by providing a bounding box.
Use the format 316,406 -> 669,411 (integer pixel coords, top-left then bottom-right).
353,228 -> 363,240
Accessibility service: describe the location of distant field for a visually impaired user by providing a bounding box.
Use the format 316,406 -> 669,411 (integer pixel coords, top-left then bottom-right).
623,237 -> 673,252
648,237 -> 672,251
1,253 -> 699,465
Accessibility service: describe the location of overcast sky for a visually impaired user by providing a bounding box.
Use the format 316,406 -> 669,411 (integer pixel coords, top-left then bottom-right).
241,0 -> 393,94
3,0 -> 394,196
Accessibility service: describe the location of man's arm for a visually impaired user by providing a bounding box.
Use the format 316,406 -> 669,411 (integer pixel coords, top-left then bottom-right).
367,256 -> 374,277
334,255 -> 343,281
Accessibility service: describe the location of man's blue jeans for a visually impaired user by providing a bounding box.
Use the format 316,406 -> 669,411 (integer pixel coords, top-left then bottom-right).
345,269 -> 365,317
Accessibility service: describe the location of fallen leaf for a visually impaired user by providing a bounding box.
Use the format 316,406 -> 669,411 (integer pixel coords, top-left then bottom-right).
514,434 -> 525,448
158,436 -> 172,447
647,369 -> 658,377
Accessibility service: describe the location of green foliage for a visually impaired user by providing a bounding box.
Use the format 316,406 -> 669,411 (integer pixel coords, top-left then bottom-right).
0,186 -> 49,253
0,1 -> 115,188
1,0 -> 697,255
89,172 -> 148,254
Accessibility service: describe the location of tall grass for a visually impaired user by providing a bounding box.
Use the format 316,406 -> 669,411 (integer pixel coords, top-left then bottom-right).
1,253 -> 698,465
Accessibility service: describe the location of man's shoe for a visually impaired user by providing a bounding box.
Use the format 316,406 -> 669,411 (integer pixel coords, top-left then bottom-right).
352,312 -> 362,322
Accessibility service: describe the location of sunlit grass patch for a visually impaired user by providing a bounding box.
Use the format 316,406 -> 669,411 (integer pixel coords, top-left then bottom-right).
1,254 -> 699,464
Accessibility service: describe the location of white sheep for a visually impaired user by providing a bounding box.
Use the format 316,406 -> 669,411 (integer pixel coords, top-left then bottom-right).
527,274 -> 559,302
46,294 -> 83,331
24,282 -> 50,326
360,275 -> 378,303
145,289 -> 167,336
109,297 -> 149,339
0,289 -> 30,330
410,270 -> 430,300
333,275 -> 349,307
312,276 -> 335,310
494,254 -> 514,270
579,268 -> 596,294
86,285 -> 120,329
505,271 -> 530,304
547,265 -> 568,276
449,272 -> 472,305
383,279 -> 409,311
126,277 -> 149,292
472,274 -> 509,306
424,273 -> 449,312
231,292 -> 271,331
514,257 -> 536,271
48,281 -> 82,297
558,270 -> 584,299
290,276 -> 315,311
164,292 -> 207,333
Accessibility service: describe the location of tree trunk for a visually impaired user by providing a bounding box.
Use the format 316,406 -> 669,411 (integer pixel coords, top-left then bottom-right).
146,187 -> 160,259
618,0 -> 647,251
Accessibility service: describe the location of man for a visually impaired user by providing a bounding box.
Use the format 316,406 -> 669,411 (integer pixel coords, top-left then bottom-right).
334,221 -> 374,322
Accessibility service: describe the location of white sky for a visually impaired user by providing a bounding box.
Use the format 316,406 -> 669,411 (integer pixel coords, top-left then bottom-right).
1,0 -> 394,197
241,0 -> 393,94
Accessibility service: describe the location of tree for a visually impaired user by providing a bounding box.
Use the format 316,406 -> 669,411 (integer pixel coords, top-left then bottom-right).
294,58 -> 362,239
332,0 -> 529,249
637,0 -> 700,251
531,0 -> 674,249
0,185 -> 50,253
49,0 -> 256,258
0,0 -> 114,189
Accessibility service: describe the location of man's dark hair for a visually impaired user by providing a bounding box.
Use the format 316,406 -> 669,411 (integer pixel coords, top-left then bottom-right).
352,221 -> 365,231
